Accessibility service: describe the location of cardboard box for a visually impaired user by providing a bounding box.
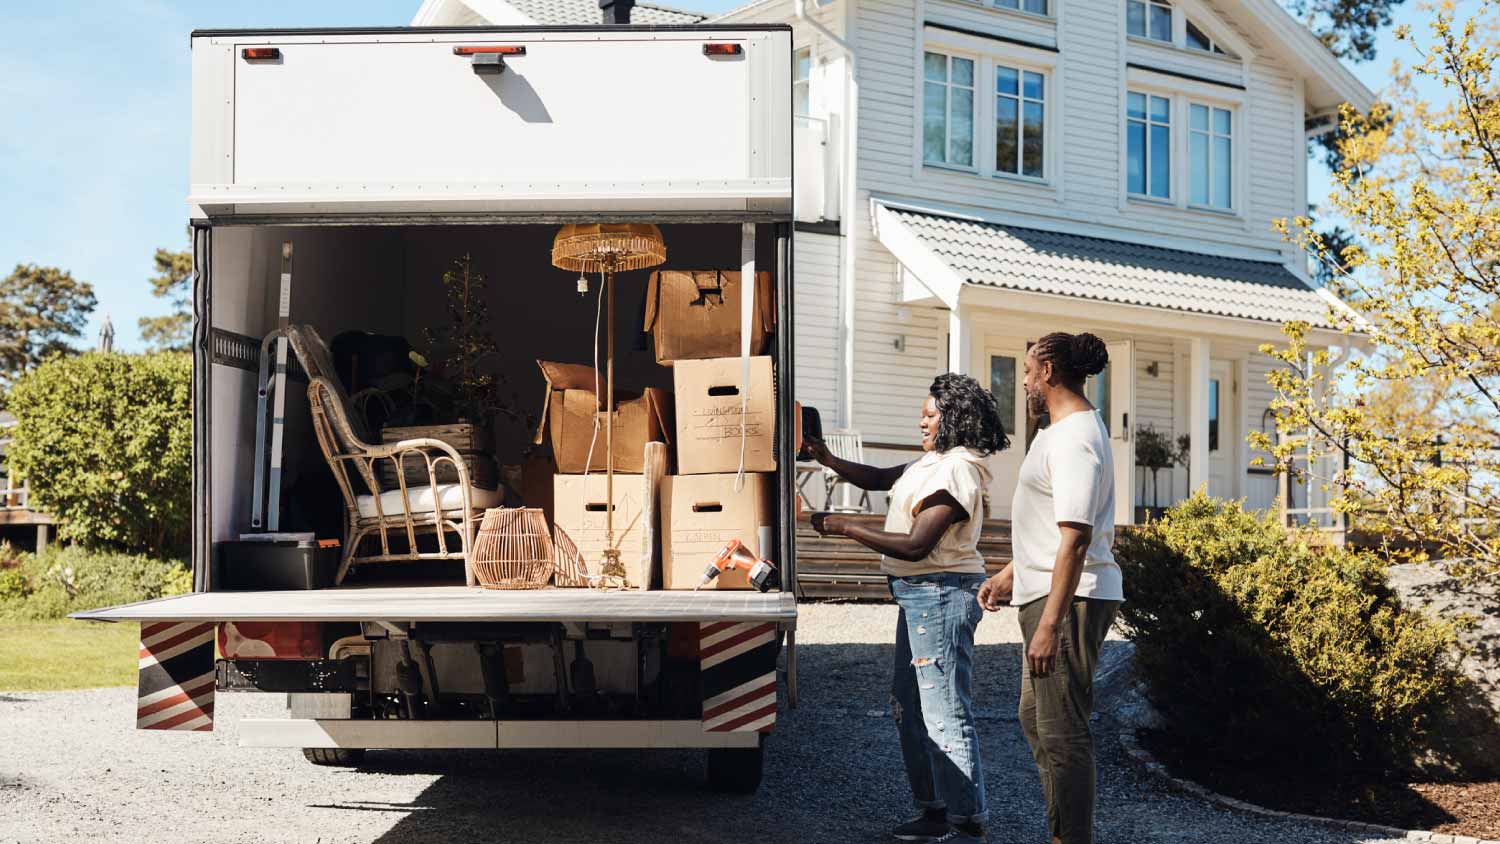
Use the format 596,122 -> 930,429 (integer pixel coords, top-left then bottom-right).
673,356 -> 776,475
661,473 -> 775,590
534,360 -> 672,475
553,474 -> 651,589
644,270 -> 775,366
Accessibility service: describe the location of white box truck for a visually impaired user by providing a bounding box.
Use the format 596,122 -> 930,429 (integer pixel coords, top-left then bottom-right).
75,22 -> 799,793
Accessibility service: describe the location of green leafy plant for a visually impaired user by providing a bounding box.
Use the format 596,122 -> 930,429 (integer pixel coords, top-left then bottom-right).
1116,493 -> 1461,774
0,545 -> 191,621
422,255 -> 531,431
3,352 -> 191,556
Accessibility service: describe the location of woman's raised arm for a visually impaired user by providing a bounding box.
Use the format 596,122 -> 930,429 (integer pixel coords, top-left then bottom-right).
806,436 -> 906,492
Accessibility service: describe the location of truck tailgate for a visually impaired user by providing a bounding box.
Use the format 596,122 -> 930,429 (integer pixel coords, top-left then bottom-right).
72,585 -> 797,625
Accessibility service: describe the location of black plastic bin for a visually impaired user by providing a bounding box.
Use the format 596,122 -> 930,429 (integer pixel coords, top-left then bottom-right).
213,540 -> 339,590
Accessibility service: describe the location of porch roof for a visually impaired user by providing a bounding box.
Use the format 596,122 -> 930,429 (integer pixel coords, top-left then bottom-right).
877,205 -> 1349,330
499,0 -> 706,24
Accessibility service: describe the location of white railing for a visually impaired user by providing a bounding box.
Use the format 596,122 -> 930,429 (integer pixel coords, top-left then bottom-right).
794,114 -> 840,224
0,421 -> 28,511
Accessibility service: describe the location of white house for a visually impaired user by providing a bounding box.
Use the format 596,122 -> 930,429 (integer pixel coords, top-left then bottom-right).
412,0 -> 1372,523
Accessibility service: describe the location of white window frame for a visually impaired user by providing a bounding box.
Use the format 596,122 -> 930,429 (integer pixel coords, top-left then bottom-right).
1121,68 -> 1244,218
793,45 -> 813,117
993,0 -> 1051,18
916,30 -> 1060,187
993,63 -> 1048,181
1187,100 -> 1234,211
1127,0 -> 1173,42
1125,89 -> 1172,201
1124,0 -> 1249,62
922,50 -> 979,171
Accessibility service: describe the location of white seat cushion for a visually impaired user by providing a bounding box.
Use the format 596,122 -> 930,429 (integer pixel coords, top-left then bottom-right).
356,482 -> 502,519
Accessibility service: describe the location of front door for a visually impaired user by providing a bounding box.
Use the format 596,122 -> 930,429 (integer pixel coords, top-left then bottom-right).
986,345 -> 1027,519
1208,359 -> 1235,499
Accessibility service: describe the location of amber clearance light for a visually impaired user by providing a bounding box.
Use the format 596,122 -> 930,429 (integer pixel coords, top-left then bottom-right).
453,45 -> 527,56
702,43 -> 744,56
241,47 -> 281,61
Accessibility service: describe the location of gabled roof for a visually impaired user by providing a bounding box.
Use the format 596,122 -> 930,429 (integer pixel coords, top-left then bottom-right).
503,0 -> 705,24
413,0 -> 705,26
879,206 -> 1344,328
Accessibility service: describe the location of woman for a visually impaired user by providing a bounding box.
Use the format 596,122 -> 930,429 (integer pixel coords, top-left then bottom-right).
810,373 -> 1009,844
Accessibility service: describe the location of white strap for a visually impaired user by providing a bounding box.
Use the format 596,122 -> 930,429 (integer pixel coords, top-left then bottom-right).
736,224 -> 755,493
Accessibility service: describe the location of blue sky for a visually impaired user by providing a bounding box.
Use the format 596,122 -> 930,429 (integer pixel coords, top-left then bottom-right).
0,0 -> 1473,352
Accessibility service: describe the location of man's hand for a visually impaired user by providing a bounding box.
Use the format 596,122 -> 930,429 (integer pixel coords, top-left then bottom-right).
1027,622 -> 1060,677
810,512 -> 850,536
977,565 -> 1014,611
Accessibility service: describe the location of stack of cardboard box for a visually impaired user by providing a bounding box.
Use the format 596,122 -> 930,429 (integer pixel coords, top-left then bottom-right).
534,269 -> 778,591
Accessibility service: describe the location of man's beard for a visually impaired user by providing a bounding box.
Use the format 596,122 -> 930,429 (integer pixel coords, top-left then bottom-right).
1025,389 -> 1047,419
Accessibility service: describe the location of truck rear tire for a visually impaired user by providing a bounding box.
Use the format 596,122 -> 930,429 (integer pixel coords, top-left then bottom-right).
302,748 -> 366,767
706,741 -> 764,794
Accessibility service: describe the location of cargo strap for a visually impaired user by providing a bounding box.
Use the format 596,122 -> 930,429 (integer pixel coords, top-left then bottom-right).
736,224 -> 755,493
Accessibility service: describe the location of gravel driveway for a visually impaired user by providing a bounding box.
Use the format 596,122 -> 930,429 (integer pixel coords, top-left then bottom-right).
1,603 -> 1411,843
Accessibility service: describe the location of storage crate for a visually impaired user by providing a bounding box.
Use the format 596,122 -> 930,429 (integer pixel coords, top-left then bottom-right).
378,423 -> 498,490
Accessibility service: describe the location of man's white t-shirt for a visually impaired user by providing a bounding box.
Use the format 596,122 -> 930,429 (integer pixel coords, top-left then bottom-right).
1009,409 -> 1125,606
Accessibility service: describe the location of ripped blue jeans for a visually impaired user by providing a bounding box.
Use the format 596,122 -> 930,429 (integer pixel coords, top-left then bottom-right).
889,572 -> 988,826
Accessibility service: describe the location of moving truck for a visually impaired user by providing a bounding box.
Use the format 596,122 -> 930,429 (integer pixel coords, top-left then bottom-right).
75,22 -> 798,793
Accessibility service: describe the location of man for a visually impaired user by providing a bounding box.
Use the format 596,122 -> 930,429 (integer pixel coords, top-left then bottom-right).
978,332 -> 1125,844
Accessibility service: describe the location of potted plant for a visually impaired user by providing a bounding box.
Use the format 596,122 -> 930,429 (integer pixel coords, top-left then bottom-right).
1134,423 -> 1178,523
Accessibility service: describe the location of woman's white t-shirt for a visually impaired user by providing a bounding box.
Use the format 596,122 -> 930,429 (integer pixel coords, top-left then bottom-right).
880,447 -> 992,578
1009,409 -> 1125,606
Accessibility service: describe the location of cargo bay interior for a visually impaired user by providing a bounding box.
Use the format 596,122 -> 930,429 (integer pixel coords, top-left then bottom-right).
205,222 -> 787,592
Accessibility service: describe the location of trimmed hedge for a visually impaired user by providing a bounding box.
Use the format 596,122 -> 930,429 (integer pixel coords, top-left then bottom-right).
0,544 -> 192,621
3,351 -> 191,556
1115,494 -> 1461,773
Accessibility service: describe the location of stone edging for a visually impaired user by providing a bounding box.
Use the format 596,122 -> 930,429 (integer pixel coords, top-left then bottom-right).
1117,730 -> 1500,844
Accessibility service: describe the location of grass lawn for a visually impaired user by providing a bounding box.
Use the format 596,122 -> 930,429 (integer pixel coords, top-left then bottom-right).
0,620 -> 139,691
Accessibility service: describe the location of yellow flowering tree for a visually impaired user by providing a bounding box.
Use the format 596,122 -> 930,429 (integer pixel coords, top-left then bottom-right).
1261,0 -> 1500,572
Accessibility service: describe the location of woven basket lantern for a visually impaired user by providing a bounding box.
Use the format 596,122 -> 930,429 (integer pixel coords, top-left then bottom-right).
471,508 -> 555,590
550,223 -> 666,273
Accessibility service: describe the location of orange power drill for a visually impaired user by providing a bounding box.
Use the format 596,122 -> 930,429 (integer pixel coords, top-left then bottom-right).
694,539 -> 780,593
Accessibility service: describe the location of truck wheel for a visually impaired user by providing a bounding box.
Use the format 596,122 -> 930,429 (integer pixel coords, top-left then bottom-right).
706,741 -> 764,794
302,748 -> 366,767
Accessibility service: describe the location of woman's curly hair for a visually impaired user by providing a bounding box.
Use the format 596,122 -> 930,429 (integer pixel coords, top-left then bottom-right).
929,373 -> 1010,456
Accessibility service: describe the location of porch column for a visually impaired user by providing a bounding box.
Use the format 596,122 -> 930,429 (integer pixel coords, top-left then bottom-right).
1188,336 -> 1210,494
35,523 -> 49,555
947,305 -> 972,377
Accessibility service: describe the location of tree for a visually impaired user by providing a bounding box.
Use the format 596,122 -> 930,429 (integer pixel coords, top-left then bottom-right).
3,352 -> 191,557
0,264 -> 97,386
1261,2 -> 1500,573
1284,0 -> 1409,62
138,241 -> 193,353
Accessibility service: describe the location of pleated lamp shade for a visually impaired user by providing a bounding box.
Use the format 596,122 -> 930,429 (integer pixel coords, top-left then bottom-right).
551,223 -> 667,273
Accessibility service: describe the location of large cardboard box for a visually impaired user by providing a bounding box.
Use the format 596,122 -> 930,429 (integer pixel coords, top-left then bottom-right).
534,360 -> 672,475
673,356 -> 776,475
661,473 -> 775,590
643,270 -> 775,366
553,474 -> 651,589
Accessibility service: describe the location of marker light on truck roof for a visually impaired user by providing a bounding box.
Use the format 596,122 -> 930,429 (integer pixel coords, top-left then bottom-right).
240,47 -> 282,61
702,43 -> 744,56
452,45 -> 527,56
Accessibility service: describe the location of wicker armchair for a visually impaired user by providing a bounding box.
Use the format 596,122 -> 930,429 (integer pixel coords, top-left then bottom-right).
284,325 -> 500,586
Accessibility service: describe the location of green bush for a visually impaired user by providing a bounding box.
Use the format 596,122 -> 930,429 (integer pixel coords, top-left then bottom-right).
0,545 -> 192,621
1116,493 -> 1461,773
4,352 -> 191,556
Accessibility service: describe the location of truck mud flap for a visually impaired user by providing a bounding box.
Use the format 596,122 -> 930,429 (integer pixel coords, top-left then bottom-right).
699,622 -> 779,733
137,622 -> 216,731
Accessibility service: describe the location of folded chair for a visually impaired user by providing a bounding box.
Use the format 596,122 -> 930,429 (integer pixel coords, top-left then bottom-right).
285,325 -> 501,585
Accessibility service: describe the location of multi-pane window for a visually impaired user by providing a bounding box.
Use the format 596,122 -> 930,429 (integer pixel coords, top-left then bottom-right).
995,0 -> 1048,14
990,355 -> 1017,435
1185,20 -> 1228,54
923,52 -> 975,168
1126,91 -> 1170,198
996,66 -> 1045,178
1189,103 -> 1233,208
793,47 -> 812,116
1127,0 -> 1173,42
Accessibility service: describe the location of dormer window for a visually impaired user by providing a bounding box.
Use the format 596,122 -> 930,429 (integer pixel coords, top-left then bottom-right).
1127,0 -> 1172,42
1185,20 -> 1228,54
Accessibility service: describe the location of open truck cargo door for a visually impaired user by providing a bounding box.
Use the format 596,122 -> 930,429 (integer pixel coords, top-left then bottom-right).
189,27 -> 792,221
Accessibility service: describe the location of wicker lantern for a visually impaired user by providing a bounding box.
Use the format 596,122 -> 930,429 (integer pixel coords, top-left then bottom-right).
471,508 -> 555,590
551,223 -> 666,585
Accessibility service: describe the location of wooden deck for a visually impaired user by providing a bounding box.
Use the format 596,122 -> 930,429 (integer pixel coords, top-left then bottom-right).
795,514 -> 1013,600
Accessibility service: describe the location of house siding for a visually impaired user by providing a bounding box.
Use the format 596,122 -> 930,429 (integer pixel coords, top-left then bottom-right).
793,230 -> 843,419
